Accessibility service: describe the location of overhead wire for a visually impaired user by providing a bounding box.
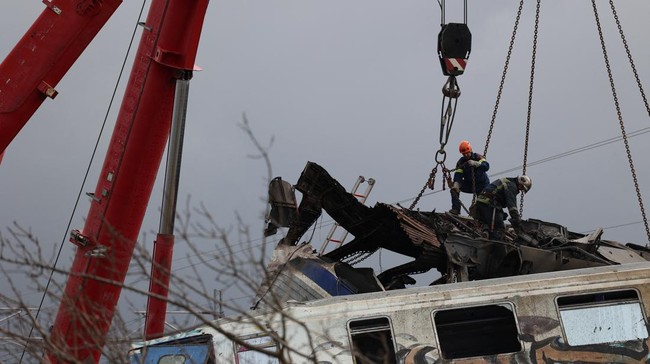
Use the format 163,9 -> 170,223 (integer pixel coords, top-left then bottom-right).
32,0 -> 650,337
10,0 -> 646,352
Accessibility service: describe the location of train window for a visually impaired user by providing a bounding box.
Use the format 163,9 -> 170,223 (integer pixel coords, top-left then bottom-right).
348,317 -> 397,364
558,289 -> 649,346
129,344 -> 213,364
235,334 -> 280,364
433,304 -> 521,359
128,334 -> 215,364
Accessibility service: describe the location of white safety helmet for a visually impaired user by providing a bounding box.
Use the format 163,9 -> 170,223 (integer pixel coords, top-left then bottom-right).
517,175 -> 532,193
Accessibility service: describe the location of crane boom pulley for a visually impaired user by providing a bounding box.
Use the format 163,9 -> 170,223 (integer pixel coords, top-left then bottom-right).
437,23 -> 471,77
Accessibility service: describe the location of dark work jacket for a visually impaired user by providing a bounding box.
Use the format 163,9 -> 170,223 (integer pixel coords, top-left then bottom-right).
476,177 -> 520,219
452,152 -> 490,192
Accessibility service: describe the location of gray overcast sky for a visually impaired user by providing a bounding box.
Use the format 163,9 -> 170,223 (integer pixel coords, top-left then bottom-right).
1,0 -> 650,325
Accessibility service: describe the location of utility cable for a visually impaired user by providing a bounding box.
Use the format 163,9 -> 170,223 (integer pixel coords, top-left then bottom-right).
519,0 -> 541,217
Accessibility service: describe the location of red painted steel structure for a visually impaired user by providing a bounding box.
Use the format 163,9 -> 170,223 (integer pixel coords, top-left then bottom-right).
145,233 -> 175,339
0,0 -> 122,155
1,0 -> 208,362
47,0 -> 208,361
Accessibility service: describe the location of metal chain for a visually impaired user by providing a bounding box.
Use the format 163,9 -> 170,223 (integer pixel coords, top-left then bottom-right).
411,167 -> 437,209
411,79 -> 459,210
412,2 -> 471,211
592,0 -> 650,243
470,165 -> 478,207
608,0 -> 650,116
519,0 -> 541,216
483,0 -> 524,158
609,0 -> 650,243
442,166 -> 452,190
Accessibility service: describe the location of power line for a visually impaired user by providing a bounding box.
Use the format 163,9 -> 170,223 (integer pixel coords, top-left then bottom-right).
397,125 -> 650,203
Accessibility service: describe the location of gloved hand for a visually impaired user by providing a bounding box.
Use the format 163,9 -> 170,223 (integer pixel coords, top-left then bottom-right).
466,160 -> 481,168
508,208 -> 521,228
452,182 -> 461,193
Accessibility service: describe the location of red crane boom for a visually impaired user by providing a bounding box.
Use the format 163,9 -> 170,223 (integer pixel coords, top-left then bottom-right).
1,0 -> 208,362
0,0 -> 122,155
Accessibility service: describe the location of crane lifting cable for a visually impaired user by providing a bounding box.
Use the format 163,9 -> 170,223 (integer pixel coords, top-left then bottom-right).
480,0 -> 649,243
518,0 -> 541,218
411,0 -> 471,210
591,0 -> 650,244
437,0 -> 471,144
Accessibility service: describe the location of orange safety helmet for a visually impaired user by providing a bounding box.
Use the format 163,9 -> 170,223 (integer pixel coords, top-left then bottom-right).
459,140 -> 472,154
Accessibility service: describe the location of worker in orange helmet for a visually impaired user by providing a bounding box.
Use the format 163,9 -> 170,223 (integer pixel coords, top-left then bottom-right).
449,140 -> 490,215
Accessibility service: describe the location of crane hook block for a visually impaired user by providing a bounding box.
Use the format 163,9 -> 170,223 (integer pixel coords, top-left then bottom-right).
437,23 -> 472,76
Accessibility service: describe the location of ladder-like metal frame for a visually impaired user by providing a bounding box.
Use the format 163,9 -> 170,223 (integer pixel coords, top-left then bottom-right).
318,176 -> 375,255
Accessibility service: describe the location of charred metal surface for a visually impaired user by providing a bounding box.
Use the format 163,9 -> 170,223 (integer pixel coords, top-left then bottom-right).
324,204 -> 444,261
278,162 -> 377,247
264,177 -> 298,236
262,161 -> 650,297
444,234 -> 523,281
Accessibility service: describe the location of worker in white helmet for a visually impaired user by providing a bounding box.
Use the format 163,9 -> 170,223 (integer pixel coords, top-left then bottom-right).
474,175 -> 532,240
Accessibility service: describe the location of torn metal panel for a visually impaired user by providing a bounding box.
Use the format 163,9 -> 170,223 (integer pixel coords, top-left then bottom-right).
385,204 -> 443,248
252,243 -> 385,309
571,227 -> 603,245
518,245 -> 605,273
264,176 -> 298,236
257,161 -> 650,306
597,245 -> 648,264
444,234 -> 522,280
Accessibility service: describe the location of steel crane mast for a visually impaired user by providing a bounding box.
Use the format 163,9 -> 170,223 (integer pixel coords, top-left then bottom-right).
0,0 -> 208,362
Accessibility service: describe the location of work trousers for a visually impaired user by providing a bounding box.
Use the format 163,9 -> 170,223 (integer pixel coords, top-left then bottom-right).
451,181 -> 487,212
476,202 -> 505,240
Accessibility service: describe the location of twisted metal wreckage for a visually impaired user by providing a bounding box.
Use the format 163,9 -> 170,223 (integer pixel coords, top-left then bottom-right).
255,161 -> 650,306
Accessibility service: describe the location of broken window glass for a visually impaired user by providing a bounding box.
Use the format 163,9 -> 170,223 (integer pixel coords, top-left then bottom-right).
558,290 -> 649,345
348,317 -> 397,364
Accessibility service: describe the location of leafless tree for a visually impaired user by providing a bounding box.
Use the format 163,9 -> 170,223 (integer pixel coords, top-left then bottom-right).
0,118 -> 325,363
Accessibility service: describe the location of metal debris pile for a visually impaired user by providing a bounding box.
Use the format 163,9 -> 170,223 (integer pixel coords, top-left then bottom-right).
254,161 -> 650,307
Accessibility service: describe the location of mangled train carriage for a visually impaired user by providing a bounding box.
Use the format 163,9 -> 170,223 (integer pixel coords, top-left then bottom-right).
256,161 -> 650,305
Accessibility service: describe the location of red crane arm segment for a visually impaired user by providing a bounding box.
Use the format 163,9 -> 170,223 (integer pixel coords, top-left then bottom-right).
0,0 -> 122,154
47,0 -> 208,362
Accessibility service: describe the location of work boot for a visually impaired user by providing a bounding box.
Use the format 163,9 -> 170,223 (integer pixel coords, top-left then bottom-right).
448,208 -> 460,215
